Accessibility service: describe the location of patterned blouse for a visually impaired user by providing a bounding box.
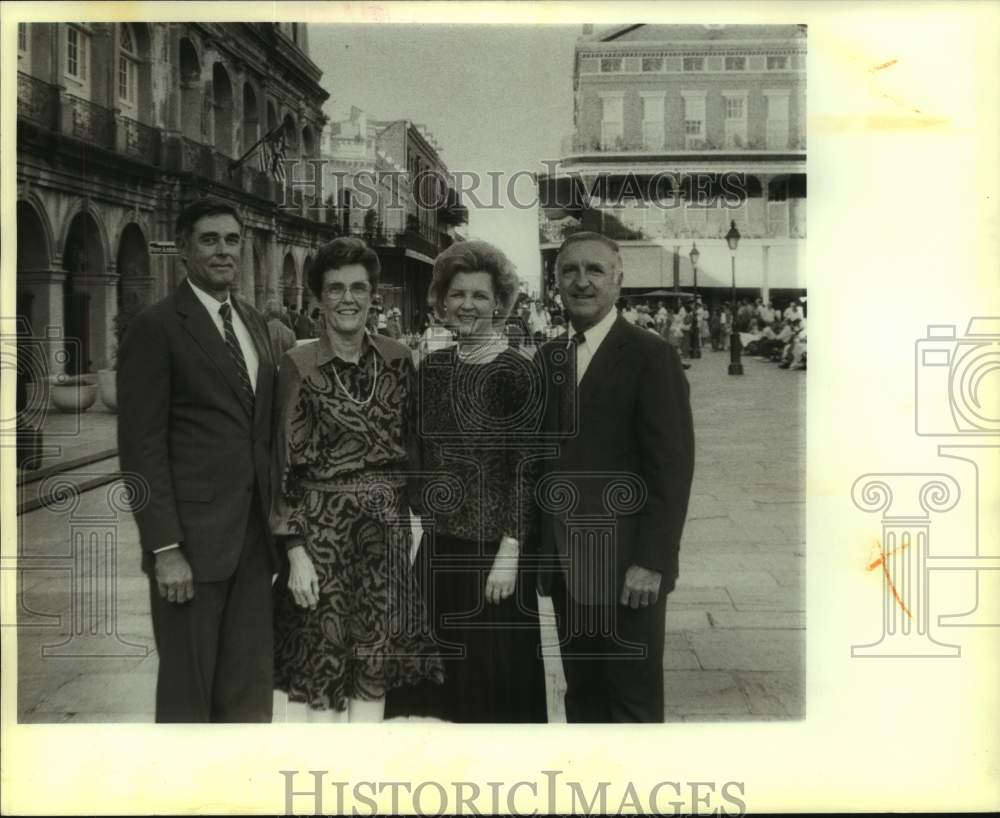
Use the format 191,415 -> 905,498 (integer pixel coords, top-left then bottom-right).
270,334 -> 416,538
414,347 -> 541,544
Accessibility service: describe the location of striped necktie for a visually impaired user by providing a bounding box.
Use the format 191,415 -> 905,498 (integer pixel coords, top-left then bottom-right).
218,302 -> 255,414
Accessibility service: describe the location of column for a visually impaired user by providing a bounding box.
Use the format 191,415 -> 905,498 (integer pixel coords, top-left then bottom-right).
851,473 -> 961,657
40,478 -> 150,658
536,471 -> 648,653
74,273 -> 117,370
761,244 -> 770,303
18,269 -> 67,376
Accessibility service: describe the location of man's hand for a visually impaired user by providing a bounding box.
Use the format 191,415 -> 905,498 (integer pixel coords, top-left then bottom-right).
155,547 -> 195,604
619,564 -> 662,609
485,536 -> 519,604
287,545 -> 320,610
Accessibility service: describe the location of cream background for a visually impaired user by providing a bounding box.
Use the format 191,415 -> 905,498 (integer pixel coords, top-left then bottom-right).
2,1 -> 998,813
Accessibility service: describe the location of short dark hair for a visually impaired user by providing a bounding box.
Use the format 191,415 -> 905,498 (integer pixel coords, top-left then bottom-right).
428,240 -> 520,318
175,198 -> 243,245
307,237 -> 381,300
556,231 -> 621,261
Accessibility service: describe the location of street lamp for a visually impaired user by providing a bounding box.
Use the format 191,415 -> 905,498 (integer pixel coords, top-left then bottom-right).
725,220 -> 743,376
689,242 -> 701,359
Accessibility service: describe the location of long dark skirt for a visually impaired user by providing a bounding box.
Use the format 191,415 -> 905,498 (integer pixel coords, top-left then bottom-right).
385,532 -> 548,723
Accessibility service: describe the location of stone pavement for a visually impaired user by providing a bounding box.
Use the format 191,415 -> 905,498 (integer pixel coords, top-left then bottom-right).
13,347 -> 804,723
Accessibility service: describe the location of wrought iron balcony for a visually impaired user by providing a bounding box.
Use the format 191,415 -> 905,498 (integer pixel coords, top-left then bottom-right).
64,94 -> 114,150
119,116 -> 158,161
17,72 -> 59,130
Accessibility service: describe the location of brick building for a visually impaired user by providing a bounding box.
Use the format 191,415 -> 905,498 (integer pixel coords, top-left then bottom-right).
16,21 -> 333,375
538,23 -> 806,306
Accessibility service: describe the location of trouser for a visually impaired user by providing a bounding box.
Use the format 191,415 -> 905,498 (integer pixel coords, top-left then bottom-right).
551,570 -> 668,723
147,495 -> 273,723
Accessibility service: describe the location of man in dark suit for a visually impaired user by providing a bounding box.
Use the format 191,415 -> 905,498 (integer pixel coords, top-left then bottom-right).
117,198 -> 278,722
536,231 -> 695,722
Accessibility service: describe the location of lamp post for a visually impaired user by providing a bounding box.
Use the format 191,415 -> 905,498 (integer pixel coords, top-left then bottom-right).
689,242 -> 701,359
725,220 -> 743,376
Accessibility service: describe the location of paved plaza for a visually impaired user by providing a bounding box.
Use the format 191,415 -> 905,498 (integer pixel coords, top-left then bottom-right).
14,346 -> 805,723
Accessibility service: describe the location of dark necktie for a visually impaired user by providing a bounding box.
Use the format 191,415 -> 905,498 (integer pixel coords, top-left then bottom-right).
559,332 -> 585,432
218,302 -> 255,414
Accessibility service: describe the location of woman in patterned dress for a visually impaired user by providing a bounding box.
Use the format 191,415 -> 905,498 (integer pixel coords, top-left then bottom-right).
270,237 -> 442,722
385,240 -> 547,723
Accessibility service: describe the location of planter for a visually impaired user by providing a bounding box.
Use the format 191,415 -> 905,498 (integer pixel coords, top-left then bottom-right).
49,374 -> 98,413
97,368 -> 117,411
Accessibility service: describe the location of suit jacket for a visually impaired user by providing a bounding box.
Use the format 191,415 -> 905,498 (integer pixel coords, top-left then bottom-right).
266,317 -> 297,364
536,316 -> 695,605
117,279 -> 278,582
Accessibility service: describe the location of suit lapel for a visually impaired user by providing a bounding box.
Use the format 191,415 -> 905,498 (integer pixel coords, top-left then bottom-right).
578,316 -> 631,407
175,280 -> 252,415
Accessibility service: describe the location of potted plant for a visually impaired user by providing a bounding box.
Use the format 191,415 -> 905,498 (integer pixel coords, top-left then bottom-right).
98,298 -> 142,411
50,372 -> 99,413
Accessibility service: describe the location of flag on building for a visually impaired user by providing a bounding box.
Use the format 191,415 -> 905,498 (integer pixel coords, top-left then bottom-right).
259,128 -> 288,184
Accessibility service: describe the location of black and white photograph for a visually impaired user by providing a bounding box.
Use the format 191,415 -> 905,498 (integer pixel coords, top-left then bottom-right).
11,17 -> 806,727
2,2 -> 996,816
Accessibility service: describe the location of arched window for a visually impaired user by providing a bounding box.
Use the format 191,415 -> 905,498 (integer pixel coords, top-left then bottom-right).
118,24 -> 138,111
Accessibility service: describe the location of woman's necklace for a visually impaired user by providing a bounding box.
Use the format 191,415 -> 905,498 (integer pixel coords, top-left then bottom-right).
456,333 -> 505,363
331,352 -> 379,405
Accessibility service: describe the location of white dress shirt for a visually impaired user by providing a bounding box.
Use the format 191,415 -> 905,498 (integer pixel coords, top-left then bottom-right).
571,305 -> 618,385
187,279 -> 259,392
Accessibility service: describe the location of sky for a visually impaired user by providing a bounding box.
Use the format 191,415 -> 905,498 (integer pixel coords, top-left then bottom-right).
308,24 -> 584,292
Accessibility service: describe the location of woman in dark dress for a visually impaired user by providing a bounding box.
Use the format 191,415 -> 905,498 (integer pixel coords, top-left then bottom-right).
270,237 -> 442,722
386,240 -> 547,723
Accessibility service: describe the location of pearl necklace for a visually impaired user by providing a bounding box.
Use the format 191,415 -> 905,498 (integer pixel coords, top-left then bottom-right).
331,353 -> 379,405
455,333 -> 506,363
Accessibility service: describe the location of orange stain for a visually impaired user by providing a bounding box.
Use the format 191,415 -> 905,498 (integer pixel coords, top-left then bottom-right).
866,539 -> 913,619
871,58 -> 899,73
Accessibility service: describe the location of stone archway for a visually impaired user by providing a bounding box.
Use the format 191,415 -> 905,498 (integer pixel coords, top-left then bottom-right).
179,38 -> 201,142
212,62 -> 234,157
62,210 -> 111,373
16,201 -> 52,333
115,223 -> 152,360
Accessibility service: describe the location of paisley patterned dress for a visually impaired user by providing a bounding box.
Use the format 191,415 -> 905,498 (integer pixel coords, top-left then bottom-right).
270,334 -> 443,712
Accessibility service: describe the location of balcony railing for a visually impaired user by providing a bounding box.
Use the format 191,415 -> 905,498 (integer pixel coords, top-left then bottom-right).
119,115 -> 158,161
65,94 -> 114,150
15,74 -> 335,210
17,72 -> 59,130
562,132 -> 806,155
181,137 -> 212,177
394,222 -> 441,258
539,199 -> 805,243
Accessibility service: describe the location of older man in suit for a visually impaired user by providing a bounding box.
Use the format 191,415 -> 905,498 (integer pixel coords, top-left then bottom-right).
118,198 -> 278,722
536,231 -> 695,722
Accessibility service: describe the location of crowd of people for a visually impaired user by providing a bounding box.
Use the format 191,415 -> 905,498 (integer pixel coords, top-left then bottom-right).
117,200 -> 694,726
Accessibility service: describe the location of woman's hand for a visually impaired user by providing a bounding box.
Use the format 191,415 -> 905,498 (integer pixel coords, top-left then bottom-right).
485,536 -> 519,604
287,545 -> 320,610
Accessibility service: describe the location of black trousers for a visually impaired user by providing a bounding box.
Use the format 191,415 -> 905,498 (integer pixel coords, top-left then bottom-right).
551,570 -> 668,723
147,496 -> 273,723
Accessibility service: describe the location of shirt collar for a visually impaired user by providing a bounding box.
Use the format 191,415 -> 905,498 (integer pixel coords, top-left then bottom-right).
186,278 -> 232,317
315,329 -> 386,367
572,306 -> 618,352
